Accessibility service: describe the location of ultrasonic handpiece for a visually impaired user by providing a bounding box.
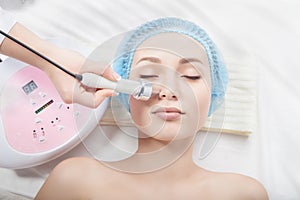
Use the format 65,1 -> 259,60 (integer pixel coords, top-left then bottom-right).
0,31 -> 153,101
80,73 -> 152,101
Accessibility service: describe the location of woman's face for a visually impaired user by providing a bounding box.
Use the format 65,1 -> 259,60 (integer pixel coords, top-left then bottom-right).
129,33 -> 211,141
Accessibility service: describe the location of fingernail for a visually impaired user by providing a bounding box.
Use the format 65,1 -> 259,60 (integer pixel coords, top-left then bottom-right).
112,91 -> 119,96
114,73 -> 121,81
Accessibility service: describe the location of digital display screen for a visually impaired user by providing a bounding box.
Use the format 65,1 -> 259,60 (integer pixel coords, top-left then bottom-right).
22,80 -> 38,95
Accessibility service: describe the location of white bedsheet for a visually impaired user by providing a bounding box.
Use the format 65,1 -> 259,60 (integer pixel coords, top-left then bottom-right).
0,0 -> 300,199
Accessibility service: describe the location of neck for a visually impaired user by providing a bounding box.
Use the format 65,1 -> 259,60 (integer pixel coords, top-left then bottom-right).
106,133 -> 206,180
133,135 -> 203,180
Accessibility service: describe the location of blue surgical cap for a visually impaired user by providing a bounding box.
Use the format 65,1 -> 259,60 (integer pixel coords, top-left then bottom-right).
113,17 -> 228,116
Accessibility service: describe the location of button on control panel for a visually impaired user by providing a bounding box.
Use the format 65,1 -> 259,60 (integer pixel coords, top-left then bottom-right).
1,66 -> 91,153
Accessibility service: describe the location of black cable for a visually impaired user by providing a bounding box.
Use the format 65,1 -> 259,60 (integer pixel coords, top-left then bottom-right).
0,30 -> 82,81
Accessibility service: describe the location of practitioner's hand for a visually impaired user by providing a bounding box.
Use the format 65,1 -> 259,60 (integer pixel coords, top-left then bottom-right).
0,23 -> 120,107
43,48 -> 120,108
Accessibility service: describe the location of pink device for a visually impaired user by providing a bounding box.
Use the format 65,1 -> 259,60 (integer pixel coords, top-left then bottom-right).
0,58 -> 109,169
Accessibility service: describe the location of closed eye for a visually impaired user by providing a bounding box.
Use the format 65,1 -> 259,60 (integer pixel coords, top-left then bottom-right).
139,75 -> 159,79
181,75 -> 201,80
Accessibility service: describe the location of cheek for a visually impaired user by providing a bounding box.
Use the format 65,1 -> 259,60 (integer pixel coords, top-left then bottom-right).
129,97 -> 151,127
189,83 -> 211,129
198,90 -> 211,128
199,91 -> 211,115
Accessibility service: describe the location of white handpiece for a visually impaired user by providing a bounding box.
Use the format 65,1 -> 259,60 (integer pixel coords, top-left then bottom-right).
80,73 -> 152,101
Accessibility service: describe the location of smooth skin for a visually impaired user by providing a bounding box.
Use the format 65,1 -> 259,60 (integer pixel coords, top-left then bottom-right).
35,33 -> 268,200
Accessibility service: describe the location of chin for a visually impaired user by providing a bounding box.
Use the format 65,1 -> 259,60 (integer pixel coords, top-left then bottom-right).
151,128 -> 196,141
135,114 -> 200,141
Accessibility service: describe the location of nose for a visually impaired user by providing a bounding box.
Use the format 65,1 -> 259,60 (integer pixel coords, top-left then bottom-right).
158,87 -> 178,100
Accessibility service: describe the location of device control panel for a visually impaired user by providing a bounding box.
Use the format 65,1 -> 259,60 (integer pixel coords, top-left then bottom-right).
0,66 -> 91,153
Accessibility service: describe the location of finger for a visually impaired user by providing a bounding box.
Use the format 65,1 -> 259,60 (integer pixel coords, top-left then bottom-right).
73,87 -> 116,108
81,59 -> 107,74
102,66 -> 121,81
94,89 -> 118,107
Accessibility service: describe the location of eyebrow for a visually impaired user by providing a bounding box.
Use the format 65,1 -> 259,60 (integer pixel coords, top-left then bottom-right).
179,58 -> 203,64
135,56 -> 203,65
136,57 -> 161,65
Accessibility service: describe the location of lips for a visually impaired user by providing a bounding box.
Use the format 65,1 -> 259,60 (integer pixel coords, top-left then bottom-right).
152,106 -> 185,121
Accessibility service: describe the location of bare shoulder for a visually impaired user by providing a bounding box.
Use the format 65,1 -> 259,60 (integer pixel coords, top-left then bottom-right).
35,157 -> 110,200
50,157 -> 108,178
213,172 -> 269,200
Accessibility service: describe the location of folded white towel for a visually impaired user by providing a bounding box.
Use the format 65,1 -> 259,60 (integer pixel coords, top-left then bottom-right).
0,188 -> 32,200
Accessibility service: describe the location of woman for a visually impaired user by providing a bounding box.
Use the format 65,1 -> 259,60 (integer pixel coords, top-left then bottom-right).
35,17 -> 268,200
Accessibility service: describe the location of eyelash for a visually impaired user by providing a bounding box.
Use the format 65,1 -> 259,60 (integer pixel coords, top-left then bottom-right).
181,75 -> 201,80
139,75 -> 159,79
139,75 -> 201,80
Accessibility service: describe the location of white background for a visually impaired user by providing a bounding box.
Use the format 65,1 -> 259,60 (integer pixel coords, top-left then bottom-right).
0,0 -> 300,199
